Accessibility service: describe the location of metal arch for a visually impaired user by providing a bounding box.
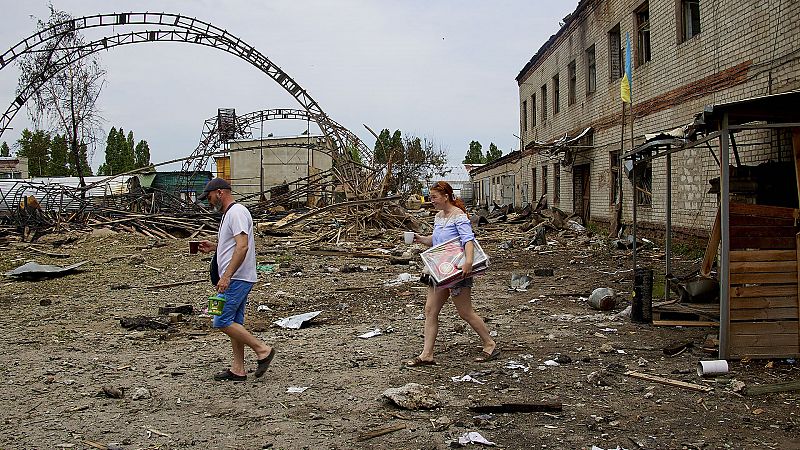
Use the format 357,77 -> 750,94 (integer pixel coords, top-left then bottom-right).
0,12 -> 376,186
182,108 -> 373,174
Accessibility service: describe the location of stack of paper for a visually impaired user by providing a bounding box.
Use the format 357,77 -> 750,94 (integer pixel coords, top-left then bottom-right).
421,238 -> 489,288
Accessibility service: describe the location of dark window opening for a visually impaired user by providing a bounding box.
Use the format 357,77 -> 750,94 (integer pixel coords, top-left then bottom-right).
586,45 -> 597,94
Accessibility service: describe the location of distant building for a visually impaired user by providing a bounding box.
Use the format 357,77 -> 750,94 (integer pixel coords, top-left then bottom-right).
0,156 -> 28,179
215,135 -> 332,205
471,0 -> 800,232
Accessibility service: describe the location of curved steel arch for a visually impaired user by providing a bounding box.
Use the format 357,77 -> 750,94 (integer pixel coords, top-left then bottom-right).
184,108 -> 372,174
0,12 -> 376,194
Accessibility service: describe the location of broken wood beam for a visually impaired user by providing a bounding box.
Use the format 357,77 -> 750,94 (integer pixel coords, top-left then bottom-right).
624,370 -> 713,393
468,402 -> 562,413
276,195 -> 402,229
356,423 -> 406,441
746,379 -> 800,396
141,279 -> 206,290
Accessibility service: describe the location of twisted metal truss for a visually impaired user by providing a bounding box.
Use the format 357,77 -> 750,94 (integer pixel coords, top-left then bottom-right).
0,12 -> 377,196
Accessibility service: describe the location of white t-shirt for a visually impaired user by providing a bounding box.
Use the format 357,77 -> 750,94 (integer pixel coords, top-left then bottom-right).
216,203 -> 257,283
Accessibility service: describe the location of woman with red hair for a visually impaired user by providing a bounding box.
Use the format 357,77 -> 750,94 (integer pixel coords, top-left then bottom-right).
406,181 -> 499,366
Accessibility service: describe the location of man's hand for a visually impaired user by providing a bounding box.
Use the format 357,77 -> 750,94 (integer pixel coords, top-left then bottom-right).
199,240 -> 216,254
217,273 -> 231,294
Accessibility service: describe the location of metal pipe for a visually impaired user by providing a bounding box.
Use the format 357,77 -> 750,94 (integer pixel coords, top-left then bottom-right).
719,113 -> 731,359
666,148 -> 672,301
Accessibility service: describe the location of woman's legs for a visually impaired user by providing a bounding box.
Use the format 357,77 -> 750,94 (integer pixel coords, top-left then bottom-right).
451,287 -> 496,355
417,286 -> 450,361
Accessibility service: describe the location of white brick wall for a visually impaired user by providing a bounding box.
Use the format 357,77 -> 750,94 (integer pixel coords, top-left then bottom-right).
473,0 -> 800,233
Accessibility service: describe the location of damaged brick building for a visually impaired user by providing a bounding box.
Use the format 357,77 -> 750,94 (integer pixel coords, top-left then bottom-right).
471,0 -> 800,235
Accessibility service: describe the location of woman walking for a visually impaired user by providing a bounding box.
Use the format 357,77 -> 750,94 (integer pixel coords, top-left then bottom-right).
406,181 -> 499,366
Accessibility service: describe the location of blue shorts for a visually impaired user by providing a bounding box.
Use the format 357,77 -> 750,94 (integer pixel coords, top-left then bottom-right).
212,280 -> 255,328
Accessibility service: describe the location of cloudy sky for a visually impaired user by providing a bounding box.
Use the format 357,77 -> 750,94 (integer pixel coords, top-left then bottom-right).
0,1 -> 576,172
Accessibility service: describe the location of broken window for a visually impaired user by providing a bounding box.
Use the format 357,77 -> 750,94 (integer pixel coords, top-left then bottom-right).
610,150 -> 620,204
680,0 -> 701,42
635,160 -> 652,206
542,165 -> 549,196
553,163 -> 561,206
568,60 -> 577,105
553,74 -> 560,114
531,93 -> 537,127
532,167 -> 537,201
586,45 -> 597,94
541,84 -> 548,123
608,24 -> 622,79
522,100 -> 528,132
636,3 -> 651,66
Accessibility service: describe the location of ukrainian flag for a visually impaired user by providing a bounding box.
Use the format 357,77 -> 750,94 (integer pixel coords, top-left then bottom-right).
620,32 -> 632,103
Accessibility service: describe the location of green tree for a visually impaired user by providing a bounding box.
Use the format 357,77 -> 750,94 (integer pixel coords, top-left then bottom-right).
97,127 -> 117,175
16,128 -> 51,177
74,142 -> 93,176
485,142 -> 503,163
0,141 -> 10,157
463,140 -> 484,164
134,140 -> 151,169
47,134 -> 71,176
18,6 -> 106,188
374,129 -> 403,165
377,131 -> 449,195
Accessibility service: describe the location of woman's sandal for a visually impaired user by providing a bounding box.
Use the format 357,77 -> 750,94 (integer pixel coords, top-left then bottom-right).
406,356 -> 437,367
474,348 -> 501,362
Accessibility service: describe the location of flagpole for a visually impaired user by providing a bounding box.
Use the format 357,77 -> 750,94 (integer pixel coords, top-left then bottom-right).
631,90 -> 637,274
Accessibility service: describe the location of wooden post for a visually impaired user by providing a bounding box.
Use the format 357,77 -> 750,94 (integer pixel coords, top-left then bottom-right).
792,128 -> 800,206
701,208 -> 721,278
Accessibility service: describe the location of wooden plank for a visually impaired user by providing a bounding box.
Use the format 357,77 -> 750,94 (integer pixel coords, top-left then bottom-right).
730,236 -> 796,250
730,250 -> 796,262
731,333 -> 798,347
731,285 -> 799,298
730,225 -> 798,238
730,202 -> 798,219
730,214 -> 795,227
730,260 -> 797,273
731,307 -> 798,320
469,402 -> 563,413
701,208 -> 720,278
652,319 -> 718,327
623,371 -> 713,393
746,379 -> 800,395
731,321 -> 799,334
356,423 -> 406,442
729,348 -> 800,359
793,128 -> 800,207
730,272 -> 797,284
731,296 -> 798,309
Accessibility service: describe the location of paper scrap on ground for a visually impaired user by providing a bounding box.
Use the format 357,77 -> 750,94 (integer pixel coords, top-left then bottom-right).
358,328 -> 382,339
274,311 -> 322,329
451,375 -> 484,384
504,361 -> 530,372
458,431 -> 496,446
287,386 -> 309,393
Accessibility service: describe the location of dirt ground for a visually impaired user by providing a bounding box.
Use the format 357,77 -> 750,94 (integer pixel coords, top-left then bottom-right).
1,219 -> 798,450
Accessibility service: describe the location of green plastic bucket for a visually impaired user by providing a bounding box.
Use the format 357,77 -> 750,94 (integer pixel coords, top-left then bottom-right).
208,294 -> 226,316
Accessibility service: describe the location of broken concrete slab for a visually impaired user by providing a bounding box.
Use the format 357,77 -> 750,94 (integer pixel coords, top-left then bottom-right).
382,383 -> 442,410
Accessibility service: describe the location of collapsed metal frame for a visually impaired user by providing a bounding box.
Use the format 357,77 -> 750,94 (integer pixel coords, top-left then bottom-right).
0,12 -> 379,197
623,91 -> 800,359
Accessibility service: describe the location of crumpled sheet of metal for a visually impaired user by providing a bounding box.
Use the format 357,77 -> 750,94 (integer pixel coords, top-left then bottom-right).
4,261 -> 89,278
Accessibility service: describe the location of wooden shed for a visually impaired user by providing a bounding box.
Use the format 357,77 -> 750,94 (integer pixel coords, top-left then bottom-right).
625,91 -> 800,359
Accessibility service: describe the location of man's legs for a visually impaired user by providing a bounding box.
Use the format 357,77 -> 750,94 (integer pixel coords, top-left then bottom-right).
213,280 -> 273,377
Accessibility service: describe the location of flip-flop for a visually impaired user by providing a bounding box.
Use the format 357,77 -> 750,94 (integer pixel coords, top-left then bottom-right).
255,347 -> 276,378
475,348 -> 501,362
214,369 -> 247,381
406,356 -> 437,367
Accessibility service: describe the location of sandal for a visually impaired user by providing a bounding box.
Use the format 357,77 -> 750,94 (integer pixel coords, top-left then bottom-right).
406,356 -> 437,367
475,348 -> 501,362
254,347 -> 276,378
213,369 -> 247,381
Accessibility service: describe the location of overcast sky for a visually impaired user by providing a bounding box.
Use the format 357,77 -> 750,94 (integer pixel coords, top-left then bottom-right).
0,1 -> 576,172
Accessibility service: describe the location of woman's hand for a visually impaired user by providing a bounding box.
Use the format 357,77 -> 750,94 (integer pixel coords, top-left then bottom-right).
461,259 -> 473,277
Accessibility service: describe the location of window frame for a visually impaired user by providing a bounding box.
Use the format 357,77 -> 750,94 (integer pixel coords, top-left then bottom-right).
608,24 -> 622,80
553,74 -> 560,114
679,0 -> 701,43
541,84 -> 548,123
635,160 -> 652,206
586,44 -> 597,94
635,2 -> 651,66
522,100 -> 528,132
553,163 -> 561,206
542,165 -> 549,196
531,93 -> 537,128
568,60 -> 577,105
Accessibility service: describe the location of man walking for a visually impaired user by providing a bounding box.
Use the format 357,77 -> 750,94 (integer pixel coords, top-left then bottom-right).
198,178 -> 275,381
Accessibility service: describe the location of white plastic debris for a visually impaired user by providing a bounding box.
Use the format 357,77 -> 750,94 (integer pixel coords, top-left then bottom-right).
256,304 -> 273,312
287,386 -> 309,393
544,360 -> 560,366
384,272 -> 419,286
358,328 -> 382,339
273,311 -> 322,329
458,431 -> 496,446
451,374 -> 484,384
504,361 -> 530,372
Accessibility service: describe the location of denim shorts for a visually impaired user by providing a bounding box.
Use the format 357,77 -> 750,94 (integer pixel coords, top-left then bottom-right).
213,280 -> 255,328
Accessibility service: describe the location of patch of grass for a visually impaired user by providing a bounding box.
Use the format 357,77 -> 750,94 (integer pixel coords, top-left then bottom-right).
585,221 -> 606,236
671,241 -> 705,260
275,250 -> 294,266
